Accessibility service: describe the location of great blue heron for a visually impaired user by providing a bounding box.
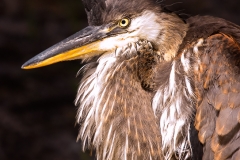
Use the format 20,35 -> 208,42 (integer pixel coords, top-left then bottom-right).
22,0 -> 240,159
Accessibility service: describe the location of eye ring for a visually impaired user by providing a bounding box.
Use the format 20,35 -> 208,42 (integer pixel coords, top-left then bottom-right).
118,18 -> 130,28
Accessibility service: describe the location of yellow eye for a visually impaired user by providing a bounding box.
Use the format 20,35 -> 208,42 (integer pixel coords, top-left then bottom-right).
119,18 -> 130,28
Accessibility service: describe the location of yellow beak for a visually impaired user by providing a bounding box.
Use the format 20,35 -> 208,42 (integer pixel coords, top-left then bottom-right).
22,41 -> 102,69
21,25 -> 116,69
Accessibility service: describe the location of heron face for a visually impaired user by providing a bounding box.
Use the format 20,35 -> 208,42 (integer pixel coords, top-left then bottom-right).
21,10 -> 162,69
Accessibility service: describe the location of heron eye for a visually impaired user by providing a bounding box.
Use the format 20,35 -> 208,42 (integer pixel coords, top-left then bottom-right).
119,18 -> 130,28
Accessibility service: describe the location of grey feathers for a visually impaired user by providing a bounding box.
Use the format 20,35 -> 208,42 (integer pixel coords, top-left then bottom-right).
82,0 -> 161,25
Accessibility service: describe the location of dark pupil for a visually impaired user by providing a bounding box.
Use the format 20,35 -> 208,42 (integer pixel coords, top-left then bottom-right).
122,20 -> 126,25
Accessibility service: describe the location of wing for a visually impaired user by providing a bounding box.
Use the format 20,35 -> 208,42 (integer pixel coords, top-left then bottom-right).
152,16 -> 240,159
194,32 -> 240,159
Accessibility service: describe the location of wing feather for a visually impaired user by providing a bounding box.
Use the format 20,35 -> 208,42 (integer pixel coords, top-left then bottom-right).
195,98 -> 216,144
194,33 -> 240,159
215,107 -> 240,136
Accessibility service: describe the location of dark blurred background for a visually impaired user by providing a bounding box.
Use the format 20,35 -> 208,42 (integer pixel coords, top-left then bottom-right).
1,0 -> 240,159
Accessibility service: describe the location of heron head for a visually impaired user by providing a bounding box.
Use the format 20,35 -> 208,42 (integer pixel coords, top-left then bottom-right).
22,0 -> 187,69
